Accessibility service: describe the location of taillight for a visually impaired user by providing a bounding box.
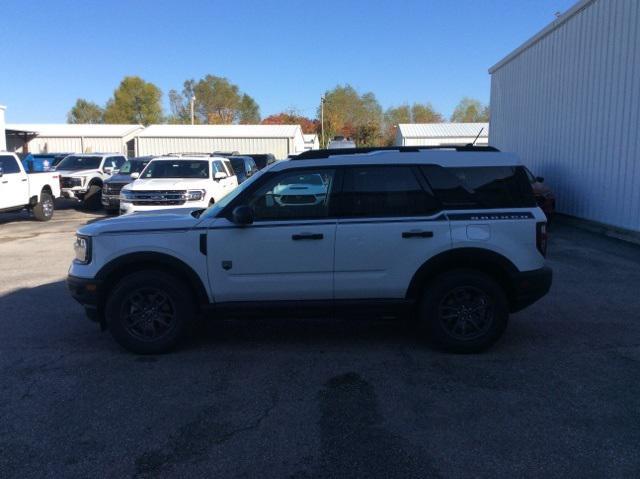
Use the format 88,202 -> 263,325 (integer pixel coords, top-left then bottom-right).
536,222 -> 548,257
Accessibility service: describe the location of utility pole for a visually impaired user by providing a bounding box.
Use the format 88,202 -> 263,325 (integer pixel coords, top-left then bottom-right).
320,96 -> 325,148
190,96 -> 196,125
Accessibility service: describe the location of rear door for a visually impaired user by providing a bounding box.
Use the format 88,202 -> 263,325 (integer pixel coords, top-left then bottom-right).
334,165 -> 451,299
0,155 -> 29,209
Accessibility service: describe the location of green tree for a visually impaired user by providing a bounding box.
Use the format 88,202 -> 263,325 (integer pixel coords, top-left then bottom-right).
103,76 -> 163,125
67,99 -> 104,124
382,102 -> 443,145
319,85 -> 383,147
169,75 -> 260,124
450,97 -> 489,122
411,103 -> 443,123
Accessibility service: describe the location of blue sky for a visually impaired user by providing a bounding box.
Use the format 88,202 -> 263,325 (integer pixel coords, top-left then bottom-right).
0,0 -> 576,123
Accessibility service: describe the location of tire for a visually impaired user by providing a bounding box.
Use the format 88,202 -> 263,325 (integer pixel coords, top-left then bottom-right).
32,192 -> 54,221
418,269 -> 509,353
105,270 -> 195,354
83,184 -> 103,211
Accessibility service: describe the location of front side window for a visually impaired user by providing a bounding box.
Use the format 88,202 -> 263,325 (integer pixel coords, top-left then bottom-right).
0,155 -> 21,174
142,160 -> 209,179
421,165 -> 536,209
340,166 -> 439,217
247,169 -> 335,221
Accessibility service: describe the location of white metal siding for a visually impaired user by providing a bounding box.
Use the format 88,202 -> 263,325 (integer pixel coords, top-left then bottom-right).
490,0 -> 640,232
136,137 -> 293,159
25,137 -> 126,154
401,137 -> 489,146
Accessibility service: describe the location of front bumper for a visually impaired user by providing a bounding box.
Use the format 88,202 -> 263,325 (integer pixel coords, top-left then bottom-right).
509,266 -> 553,312
120,199 -> 208,215
101,194 -> 120,209
61,187 -> 87,199
67,274 -> 102,322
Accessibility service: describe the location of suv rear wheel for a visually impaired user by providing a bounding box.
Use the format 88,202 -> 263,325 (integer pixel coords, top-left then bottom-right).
105,270 -> 194,354
419,270 -> 508,353
32,192 -> 54,221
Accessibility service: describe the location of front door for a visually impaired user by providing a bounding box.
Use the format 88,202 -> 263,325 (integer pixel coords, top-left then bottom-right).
334,165 -> 452,299
207,167 -> 338,302
0,155 -> 28,210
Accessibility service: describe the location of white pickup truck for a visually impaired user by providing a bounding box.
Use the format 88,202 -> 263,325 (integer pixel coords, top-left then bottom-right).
0,152 -> 61,221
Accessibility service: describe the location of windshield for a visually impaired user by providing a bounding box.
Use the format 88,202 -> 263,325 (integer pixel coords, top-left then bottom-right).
56,155 -> 102,171
200,166 -> 269,219
141,160 -> 209,179
119,160 -> 149,174
230,158 -> 246,174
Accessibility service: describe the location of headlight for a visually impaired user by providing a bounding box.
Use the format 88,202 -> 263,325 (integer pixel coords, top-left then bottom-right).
120,190 -> 134,201
73,235 -> 92,264
186,189 -> 205,201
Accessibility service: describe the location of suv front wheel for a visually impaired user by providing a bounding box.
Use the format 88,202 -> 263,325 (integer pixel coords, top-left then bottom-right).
105,270 -> 194,354
419,270 -> 509,353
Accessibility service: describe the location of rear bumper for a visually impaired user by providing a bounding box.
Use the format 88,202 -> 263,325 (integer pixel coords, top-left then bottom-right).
67,274 -> 102,322
509,266 -> 553,312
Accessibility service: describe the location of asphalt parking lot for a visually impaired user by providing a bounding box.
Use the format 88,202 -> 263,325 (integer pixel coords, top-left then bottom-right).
1,202 -> 640,478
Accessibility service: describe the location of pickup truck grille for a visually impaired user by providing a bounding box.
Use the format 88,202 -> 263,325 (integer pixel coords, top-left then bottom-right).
60,177 -> 82,188
103,183 -> 127,195
127,190 -> 187,206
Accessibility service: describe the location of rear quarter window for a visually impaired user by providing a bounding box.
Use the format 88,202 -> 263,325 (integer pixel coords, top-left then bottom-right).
421,165 -> 536,209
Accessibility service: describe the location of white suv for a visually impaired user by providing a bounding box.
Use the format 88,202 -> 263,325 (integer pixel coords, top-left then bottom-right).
119,156 -> 238,214
68,146 -> 552,354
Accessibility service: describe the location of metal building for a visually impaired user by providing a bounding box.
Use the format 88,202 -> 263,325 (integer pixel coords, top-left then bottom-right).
395,123 -> 489,146
303,134 -> 320,151
489,0 -> 640,233
5,124 -> 143,156
0,105 -> 6,151
136,125 -> 306,159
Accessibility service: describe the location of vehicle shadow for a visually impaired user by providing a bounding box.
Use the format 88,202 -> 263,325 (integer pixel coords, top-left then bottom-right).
0,198 -> 106,225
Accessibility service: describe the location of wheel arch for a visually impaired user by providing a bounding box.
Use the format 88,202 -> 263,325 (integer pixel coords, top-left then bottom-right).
406,248 -> 519,307
95,252 -> 210,310
88,177 -> 103,188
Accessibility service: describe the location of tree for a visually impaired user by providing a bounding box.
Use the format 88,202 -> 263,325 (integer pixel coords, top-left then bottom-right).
450,97 -> 490,122
103,76 -> 163,125
382,102 -> 443,145
169,75 -> 260,124
318,85 -> 383,147
411,103 -> 444,123
67,99 -> 104,124
262,110 -> 318,134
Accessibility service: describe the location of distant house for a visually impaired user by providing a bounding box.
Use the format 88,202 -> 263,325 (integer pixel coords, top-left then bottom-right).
395,123 -> 489,146
303,133 -> 319,151
135,124 -> 306,159
5,124 -> 143,156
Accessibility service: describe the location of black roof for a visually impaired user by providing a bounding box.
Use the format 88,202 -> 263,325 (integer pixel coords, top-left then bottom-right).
292,145 -> 500,160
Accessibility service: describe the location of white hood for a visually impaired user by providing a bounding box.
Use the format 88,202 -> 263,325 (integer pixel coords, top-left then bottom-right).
124,178 -> 211,191
77,208 -> 203,236
58,168 -> 100,178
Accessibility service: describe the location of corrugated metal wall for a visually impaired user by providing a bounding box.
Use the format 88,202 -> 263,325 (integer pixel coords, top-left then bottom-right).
136,137 -> 292,159
401,137 -> 489,146
17,137 -> 127,154
490,0 -> 640,232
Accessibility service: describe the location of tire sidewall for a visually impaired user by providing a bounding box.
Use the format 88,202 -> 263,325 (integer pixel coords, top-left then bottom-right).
105,271 -> 194,354
420,269 -> 509,353
33,192 -> 54,221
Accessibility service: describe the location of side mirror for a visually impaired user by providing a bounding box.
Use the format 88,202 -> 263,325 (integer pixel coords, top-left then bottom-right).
215,171 -> 228,180
104,166 -> 114,175
536,176 -> 544,183
0,167 -> 3,177
232,205 -> 254,226
130,172 -> 140,179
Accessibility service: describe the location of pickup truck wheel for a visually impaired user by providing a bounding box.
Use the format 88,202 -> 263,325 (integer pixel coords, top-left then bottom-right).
83,184 -> 103,211
105,271 -> 194,354
32,192 -> 54,221
419,270 -> 508,353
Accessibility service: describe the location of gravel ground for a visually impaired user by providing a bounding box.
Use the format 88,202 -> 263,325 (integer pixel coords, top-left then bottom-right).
1,202 -> 639,478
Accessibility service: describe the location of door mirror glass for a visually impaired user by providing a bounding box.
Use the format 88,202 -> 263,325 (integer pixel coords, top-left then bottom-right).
215,171 -> 228,180
130,172 -> 140,179
232,205 -> 254,225
104,166 -> 114,175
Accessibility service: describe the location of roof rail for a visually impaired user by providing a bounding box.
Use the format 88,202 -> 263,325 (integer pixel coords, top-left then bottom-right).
292,145 -> 500,160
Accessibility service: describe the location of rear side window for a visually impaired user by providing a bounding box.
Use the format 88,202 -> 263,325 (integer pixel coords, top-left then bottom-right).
421,165 -> 536,209
0,155 -> 21,174
341,166 -> 440,217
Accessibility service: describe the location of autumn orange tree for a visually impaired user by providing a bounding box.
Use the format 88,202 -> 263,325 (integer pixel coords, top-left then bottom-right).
262,111 -> 318,134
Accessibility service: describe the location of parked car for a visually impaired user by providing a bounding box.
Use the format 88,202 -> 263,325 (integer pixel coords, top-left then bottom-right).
244,153 -> 276,170
0,152 -> 61,221
327,136 -> 356,149
119,156 -> 238,215
56,153 -> 127,210
102,156 -> 154,212
525,168 -> 556,219
229,156 -> 258,183
68,145 -> 552,354
22,153 -> 73,172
